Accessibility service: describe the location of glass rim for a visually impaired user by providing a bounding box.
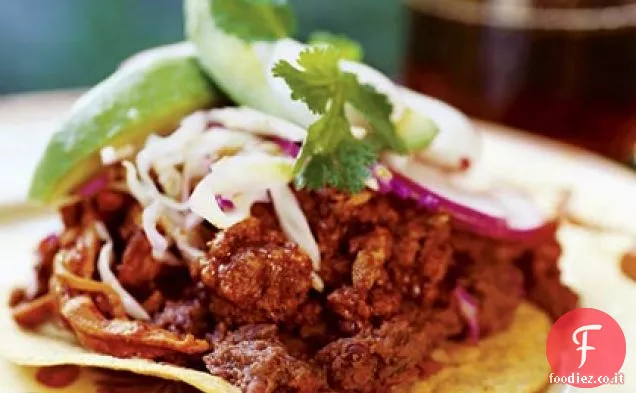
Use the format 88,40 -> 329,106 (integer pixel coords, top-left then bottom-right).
405,0 -> 636,30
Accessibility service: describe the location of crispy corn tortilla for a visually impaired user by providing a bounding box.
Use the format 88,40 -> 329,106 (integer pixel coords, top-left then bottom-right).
412,302 -> 550,393
0,287 -> 238,393
0,280 -> 549,393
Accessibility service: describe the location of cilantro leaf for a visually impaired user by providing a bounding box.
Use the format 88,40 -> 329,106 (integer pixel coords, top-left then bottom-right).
272,49 -> 340,114
274,46 -> 406,192
296,142 -> 375,193
211,0 -> 296,42
344,76 -> 408,154
308,31 -> 364,62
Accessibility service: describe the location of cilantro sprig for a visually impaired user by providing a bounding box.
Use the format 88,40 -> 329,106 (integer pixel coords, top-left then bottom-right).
273,47 -> 407,193
209,1 -> 408,193
211,0 -> 296,42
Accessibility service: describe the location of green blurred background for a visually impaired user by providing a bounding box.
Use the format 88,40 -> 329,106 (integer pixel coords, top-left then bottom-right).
0,0 -> 404,94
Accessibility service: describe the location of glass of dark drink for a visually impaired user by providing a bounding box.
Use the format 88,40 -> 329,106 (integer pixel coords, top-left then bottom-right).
404,0 -> 636,164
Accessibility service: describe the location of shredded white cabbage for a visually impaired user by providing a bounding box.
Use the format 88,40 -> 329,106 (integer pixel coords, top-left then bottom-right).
270,185 -> 321,270
191,128 -> 260,158
189,174 -> 255,230
120,108 -> 326,290
153,160 -> 183,199
122,160 -> 152,206
142,200 -> 170,260
189,155 -> 294,229
311,272 -> 325,293
94,222 -> 151,321
93,221 -> 110,240
270,185 -> 323,292
184,213 -> 204,230
136,115 -> 270,212
100,144 -> 135,166
173,232 -> 205,262
180,128 -> 259,201
208,107 -> 306,142
160,213 -> 206,263
136,112 -> 208,211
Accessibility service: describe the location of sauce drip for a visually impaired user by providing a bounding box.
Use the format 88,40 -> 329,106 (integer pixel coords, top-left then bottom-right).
621,249 -> 636,282
35,365 -> 81,388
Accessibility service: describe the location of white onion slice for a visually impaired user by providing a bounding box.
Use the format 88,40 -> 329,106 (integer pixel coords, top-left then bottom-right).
94,223 -> 151,321
270,185 -> 321,270
261,38 -> 318,128
400,88 -> 481,171
340,61 -> 406,123
189,155 -> 294,229
491,188 -> 547,231
383,156 -> 550,240
208,107 -> 307,142
385,155 -> 506,218
261,39 -> 480,174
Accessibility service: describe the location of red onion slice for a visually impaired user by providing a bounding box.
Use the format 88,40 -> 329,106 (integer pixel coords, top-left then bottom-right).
239,136 -> 550,242
454,287 -> 479,343
380,158 -> 552,242
271,137 -> 301,158
215,195 -> 236,212
77,173 -> 110,198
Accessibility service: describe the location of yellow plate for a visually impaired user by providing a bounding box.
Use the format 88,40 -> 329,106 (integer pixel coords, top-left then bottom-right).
0,92 -> 634,392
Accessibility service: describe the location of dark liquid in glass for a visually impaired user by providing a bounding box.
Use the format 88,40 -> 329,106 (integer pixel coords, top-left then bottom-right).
404,1 -> 636,163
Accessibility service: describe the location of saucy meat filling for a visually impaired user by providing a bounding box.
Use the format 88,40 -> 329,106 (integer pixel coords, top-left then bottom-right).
11,187 -> 577,393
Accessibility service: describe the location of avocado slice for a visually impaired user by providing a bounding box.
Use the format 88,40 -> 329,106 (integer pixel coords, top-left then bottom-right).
184,0 -> 289,120
28,43 -> 220,205
185,0 -> 438,153
396,107 -> 438,151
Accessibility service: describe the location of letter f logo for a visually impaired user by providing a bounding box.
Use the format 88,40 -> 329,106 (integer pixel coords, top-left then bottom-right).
572,324 -> 603,369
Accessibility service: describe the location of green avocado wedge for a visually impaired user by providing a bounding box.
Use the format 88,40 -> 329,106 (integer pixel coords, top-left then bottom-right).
185,0 -> 438,153
28,42 -> 220,205
185,0 -> 288,120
